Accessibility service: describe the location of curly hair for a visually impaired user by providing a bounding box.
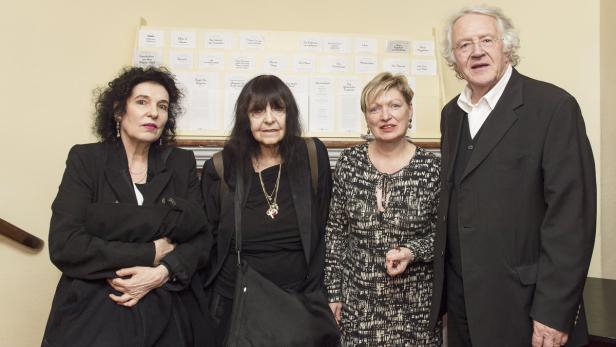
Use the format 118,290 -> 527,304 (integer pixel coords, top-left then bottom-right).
93,66 -> 183,145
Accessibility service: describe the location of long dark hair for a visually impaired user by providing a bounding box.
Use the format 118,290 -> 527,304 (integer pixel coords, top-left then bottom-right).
93,66 -> 182,145
226,75 -> 302,167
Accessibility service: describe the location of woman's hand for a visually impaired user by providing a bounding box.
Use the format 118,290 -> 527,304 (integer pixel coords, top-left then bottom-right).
153,237 -> 175,265
329,302 -> 342,325
385,246 -> 414,276
107,265 -> 169,307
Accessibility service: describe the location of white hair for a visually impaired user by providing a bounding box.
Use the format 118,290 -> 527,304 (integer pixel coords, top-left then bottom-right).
442,5 -> 520,72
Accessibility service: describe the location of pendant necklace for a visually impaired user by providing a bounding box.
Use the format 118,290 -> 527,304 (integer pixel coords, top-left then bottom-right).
257,163 -> 282,219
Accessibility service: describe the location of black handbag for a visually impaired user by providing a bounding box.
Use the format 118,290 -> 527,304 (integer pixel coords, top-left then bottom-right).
213,139 -> 340,347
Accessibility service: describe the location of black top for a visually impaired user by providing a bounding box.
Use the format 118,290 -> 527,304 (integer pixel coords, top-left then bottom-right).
214,164 -> 307,298
201,137 -> 333,296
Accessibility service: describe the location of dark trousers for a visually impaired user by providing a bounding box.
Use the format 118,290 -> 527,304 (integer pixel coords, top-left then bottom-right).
446,263 -> 473,347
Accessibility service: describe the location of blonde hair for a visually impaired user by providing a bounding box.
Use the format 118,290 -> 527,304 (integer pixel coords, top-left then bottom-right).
360,72 -> 414,114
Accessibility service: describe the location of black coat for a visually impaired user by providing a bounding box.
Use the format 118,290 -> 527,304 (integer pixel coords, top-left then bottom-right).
43,142 -> 215,347
431,69 -> 596,346
200,137 -> 332,294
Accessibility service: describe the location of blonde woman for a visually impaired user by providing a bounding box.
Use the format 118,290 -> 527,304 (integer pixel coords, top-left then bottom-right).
325,72 -> 442,346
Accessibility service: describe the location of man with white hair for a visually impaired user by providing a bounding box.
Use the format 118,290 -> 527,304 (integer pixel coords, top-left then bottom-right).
431,5 -> 596,347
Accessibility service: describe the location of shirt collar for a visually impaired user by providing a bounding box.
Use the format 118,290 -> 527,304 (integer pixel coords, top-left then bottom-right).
457,64 -> 513,112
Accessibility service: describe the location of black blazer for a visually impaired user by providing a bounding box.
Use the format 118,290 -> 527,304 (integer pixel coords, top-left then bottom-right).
43,142 -> 214,347
431,69 -> 596,346
200,137 -> 332,294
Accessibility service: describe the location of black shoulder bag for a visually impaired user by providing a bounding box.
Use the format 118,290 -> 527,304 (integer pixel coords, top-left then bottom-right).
212,138 -> 340,347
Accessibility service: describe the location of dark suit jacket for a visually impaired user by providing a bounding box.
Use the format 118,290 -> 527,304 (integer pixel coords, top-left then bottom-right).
200,137 -> 332,294
43,142 -> 214,347
430,69 -> 596,346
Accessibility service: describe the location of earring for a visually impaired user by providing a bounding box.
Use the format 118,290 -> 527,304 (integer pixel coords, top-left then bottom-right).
360,128 -> 374,141
116,120 -> 120,138
159,137 -> 163,146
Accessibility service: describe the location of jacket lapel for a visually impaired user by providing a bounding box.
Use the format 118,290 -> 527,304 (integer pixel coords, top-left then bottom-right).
141,146 -> 172,205
289,146 -> 312,265
103,143 -> 137,204
445,107 -> 465,183
460,69 -> 524,182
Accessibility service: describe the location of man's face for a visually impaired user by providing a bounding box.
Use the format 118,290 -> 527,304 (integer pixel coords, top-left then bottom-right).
452,13 -> 510,99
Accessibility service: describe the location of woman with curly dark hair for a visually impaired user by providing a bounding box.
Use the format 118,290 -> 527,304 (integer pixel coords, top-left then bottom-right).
42,66 -> 215,347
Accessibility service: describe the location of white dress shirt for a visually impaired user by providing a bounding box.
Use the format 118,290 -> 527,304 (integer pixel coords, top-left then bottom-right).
457,64 -> 513,138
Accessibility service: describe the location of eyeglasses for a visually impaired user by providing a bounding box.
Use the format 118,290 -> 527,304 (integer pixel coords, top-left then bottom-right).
455,37 -> 501,54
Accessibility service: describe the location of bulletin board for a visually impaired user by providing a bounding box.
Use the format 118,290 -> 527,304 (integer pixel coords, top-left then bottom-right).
133,26 -> 443,140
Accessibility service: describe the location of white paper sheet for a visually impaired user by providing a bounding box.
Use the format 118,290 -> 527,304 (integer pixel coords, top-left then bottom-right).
309,77 -> 335,132
139,30 -> 164,48
293,55 -> 316,72
240,32 -> 266,50
324,36 -> 352,53
134,51 -> 162,67
355,56 -> 378,73
283,76 -> 310,130
223,75 -> 249,132
355,38 -> 377,54
412,40 -> 435,56
231,55 -> 256,71
176,72 -> 221,131
383,58 -> 411,75
204,32 -> 236,49
338,78 -> 362,133
320,56 -> 350,73
171,31 -> 196,49
411,59 -> 437,75
386,40 -> 410,53
300,36 -> 323,51
264,55 -> 288,72
198,52 -> 225,70
169,51 -> 194,69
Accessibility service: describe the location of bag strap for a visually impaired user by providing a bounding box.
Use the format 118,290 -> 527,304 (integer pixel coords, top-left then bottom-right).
211,151 -> 243,267
233,164 -> 244,266
304,137 -> 318,196
212,151 -> 228,201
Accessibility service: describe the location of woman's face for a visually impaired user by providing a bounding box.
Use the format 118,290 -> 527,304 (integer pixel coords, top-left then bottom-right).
118,81 -> 169,147
249,103 -> 286,149
365,88 -> 412,143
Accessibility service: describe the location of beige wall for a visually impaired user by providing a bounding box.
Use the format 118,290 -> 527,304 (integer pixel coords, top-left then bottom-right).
0,0 -> 608,345
601,0 -> 616,279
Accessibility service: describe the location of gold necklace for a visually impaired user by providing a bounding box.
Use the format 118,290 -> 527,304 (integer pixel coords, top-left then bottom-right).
257,164 -> 282,219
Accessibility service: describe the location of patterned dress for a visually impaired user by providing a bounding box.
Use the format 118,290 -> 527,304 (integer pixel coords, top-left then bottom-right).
325,144 -> 442,346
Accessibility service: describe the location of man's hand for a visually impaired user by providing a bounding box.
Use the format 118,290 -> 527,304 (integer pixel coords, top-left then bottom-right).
107,265 -> 169,307
532,320 -> 569,347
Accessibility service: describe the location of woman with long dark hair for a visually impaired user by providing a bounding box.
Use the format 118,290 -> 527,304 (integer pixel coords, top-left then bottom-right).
200,75 -> 334,345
